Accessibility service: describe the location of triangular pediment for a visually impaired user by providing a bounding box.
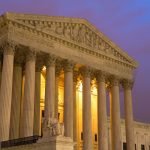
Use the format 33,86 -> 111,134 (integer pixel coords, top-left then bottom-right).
2,12 -> 138,68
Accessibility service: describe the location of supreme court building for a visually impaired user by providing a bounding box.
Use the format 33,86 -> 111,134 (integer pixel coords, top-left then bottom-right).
0,12 -> 148,150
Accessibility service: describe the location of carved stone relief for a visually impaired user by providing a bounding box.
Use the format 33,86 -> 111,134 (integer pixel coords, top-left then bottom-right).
16,19 -> 131,64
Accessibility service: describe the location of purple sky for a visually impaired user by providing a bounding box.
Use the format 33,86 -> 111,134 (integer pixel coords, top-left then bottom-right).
0,0 -> 150,123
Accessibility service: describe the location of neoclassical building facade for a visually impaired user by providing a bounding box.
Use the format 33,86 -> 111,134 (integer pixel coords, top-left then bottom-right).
0,12 -> 144,150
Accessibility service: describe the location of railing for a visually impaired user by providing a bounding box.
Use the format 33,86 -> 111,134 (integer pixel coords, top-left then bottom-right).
0,135 -> 40,148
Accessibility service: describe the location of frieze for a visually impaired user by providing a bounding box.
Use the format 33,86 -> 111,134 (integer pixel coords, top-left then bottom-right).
105,60 -> 132,75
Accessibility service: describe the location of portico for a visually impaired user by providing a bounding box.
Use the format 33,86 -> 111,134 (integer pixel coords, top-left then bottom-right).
0,12 -> 138,150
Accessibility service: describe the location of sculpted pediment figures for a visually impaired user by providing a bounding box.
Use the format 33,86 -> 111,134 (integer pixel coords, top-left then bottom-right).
19,19 -> 111,51
2,13 -> 137,67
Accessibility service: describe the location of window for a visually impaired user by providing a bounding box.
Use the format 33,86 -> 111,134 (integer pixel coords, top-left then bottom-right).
141,144 -> 145,150
123,142 -> 127,150
95,134 -> 97,142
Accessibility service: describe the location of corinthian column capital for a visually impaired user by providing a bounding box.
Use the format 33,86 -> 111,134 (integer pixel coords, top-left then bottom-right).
96,71 -> 107,82
3,41 -> 16,55
26,50 -> 36,62
110,75 -> 120,86
45,54 -> 57,67
14,54 -> 24,66
35,63 -> 43,72
63,60 -> 75,72
80,66 -> 93,78
122,79 -> 133,90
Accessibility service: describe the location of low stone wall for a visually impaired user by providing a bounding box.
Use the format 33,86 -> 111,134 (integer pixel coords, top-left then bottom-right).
1,136 -> 74,150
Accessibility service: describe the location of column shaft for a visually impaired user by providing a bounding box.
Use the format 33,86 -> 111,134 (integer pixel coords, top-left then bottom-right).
64,63 -> 73,138
82,67 -> 93,150
55,64 -> 61,119
123,81 -> 134,150
33,67 -> 42,136
55,75 -> 59,120
0,45 -> 15,141
97,74 -> 108,150
45,63 -> 55,120
9,64 -> 22,139
110,78 -> 121,150
73,73 -> 78,150
20,52 -> 36,137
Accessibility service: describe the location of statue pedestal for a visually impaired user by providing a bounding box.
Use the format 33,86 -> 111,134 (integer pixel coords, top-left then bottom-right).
38,135 -> 75,150
38,118 -> 75,150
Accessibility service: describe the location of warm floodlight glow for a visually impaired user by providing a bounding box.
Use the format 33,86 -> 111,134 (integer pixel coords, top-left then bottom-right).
77,80 -> 83,91
91,86 -> 97,95
42,66 -> 46,71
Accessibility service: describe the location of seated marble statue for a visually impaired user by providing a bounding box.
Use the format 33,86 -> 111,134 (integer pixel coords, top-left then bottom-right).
44,117 -> 64,136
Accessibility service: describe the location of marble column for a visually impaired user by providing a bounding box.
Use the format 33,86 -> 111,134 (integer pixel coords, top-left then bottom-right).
73,71 -> 78,150
20,50 -> 36,137
19,69 -> 25,137
64,61 -> 74,138
55,64 -> 61,120
110,77 -> 121,150
122,80 -> 134,150
97,72 -> 108,150
33,64 -> 43,136
44,55 -> 56,123
0,43 -> 15,141
81,67 -> 93,150
9,62 -> 22,140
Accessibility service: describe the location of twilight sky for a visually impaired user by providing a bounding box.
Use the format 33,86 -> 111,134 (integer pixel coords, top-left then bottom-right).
0,0 -> 150,123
